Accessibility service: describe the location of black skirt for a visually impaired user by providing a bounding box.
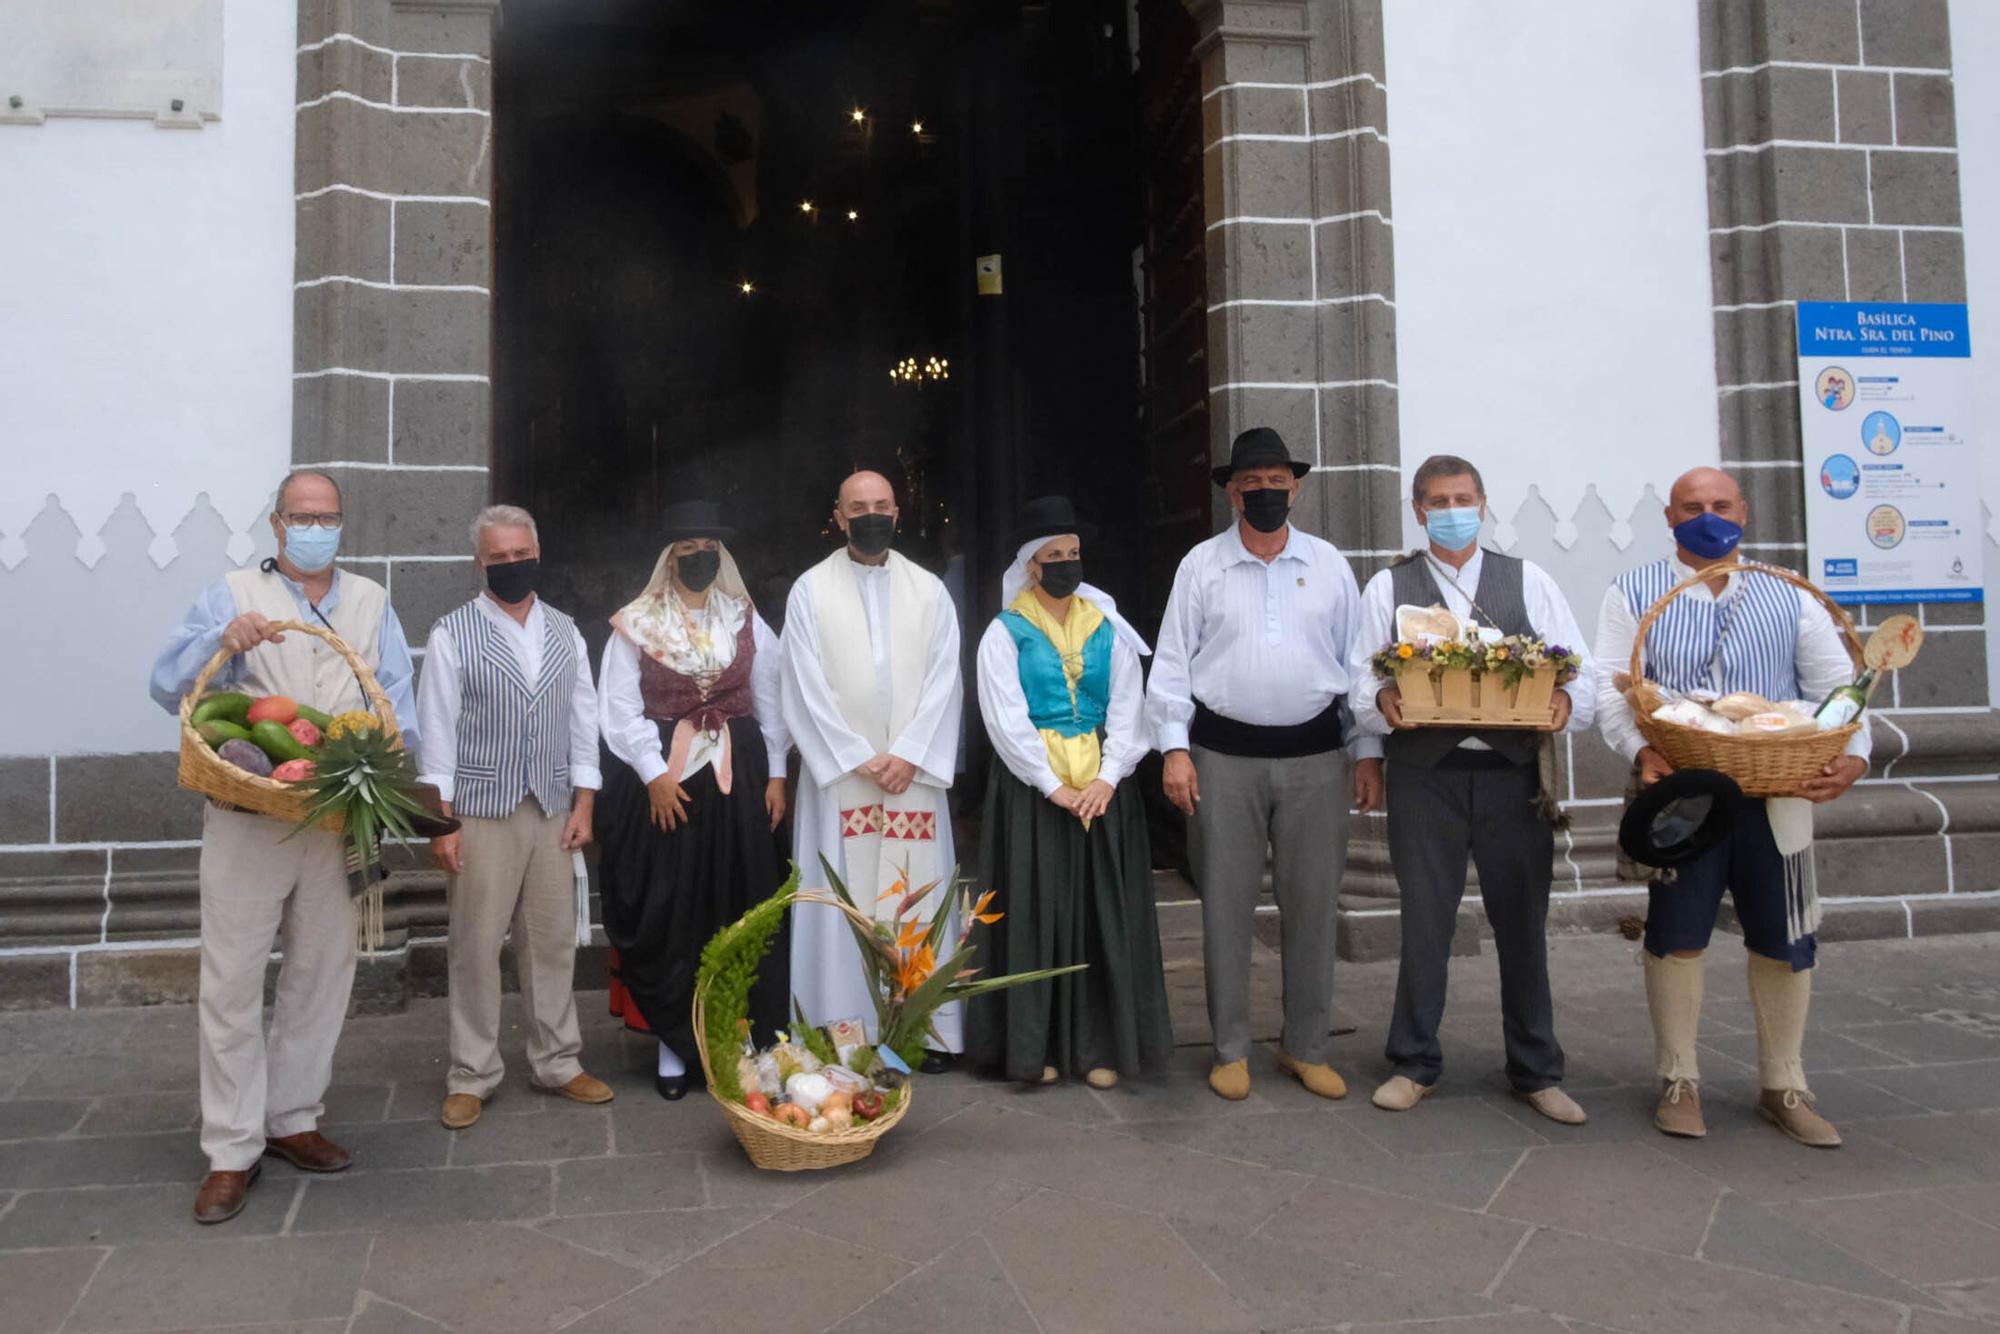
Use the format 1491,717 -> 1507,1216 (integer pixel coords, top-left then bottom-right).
594,716 -> 789,1066
964,759 -> 1174,1082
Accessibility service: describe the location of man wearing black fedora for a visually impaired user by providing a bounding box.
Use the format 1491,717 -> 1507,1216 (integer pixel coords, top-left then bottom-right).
1147,427 -> 1372,1102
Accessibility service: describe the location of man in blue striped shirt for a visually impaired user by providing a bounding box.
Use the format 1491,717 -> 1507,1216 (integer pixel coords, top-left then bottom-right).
1595,467 -> 1868,1149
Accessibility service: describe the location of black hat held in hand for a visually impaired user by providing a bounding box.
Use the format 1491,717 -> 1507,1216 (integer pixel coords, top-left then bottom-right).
1618,768 -> 1741,870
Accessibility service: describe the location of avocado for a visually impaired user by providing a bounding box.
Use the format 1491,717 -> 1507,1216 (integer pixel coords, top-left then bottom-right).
191,692 -> 253,726
250,720 -> 314,764
296,703 -> 334,729
197,720 -> 253,749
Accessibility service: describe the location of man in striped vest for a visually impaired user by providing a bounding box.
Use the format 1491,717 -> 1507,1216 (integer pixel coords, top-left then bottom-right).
151,469 -> 421,1224
1594,467 -> 1869,1148
1349,455 -> 1596,1125
417,505 -> 613,1130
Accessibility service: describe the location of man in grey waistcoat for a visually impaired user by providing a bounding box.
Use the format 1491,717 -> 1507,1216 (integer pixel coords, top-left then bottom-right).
1349,455 -> 1596,1124
416,505 -> 613,1130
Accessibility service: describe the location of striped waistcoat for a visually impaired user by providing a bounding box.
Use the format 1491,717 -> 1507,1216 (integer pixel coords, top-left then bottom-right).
438,600 -> 581,821
1616,558 -> 1801,701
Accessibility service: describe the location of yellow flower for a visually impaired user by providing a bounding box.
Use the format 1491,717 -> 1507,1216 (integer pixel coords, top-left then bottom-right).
324,710 -> 378,741
1396,643 -> 1415,660
1493,646 -> 1510,660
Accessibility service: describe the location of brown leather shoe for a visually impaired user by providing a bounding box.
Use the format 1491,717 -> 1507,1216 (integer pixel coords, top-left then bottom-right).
536,1071 -> 615,1105
264,1129 -> 353,1173
440,1092 -> 483,1130
193,1162 -> 260,1224
1654,1078 -> 1707,1139
1759,1088 -> 1842,1148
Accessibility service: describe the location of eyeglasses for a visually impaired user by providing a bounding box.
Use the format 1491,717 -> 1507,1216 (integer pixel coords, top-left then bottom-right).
281,512 -> 345,530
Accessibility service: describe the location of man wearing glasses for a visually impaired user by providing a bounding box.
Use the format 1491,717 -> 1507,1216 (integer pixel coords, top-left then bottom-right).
150,469 -> 420,1223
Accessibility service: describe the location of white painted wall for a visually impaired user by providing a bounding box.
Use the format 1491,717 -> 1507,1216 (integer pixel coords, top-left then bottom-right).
1382,0 -> 1720,634
0,0 -> 293,756
0,0 -> 293,554
1948,1 -> 2000,703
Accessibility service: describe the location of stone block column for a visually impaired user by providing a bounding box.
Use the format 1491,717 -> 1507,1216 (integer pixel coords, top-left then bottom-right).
1191,0 -> 1403,575
1700,0 -> 1999,930
294,0 -> 496,641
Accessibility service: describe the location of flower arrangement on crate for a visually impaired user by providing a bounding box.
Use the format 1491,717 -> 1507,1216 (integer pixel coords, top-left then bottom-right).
694,860 -> 1083,1169
1370,608 -> 1581,728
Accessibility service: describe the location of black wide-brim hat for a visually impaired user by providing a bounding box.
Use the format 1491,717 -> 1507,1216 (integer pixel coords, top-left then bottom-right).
661,498 -> 734,543
406,782 -> 462,839
1009,495 -> 1098,550
1618,768 -> 1742,869
1211,426 -> 1311,487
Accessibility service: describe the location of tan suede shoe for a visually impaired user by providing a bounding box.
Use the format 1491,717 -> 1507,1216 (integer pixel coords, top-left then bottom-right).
440,1092 -> 483,1129
1654,1078 -> 1706,1138
1759,1088 -> 1842,1148
1275,1049 -> 1347,1100
1517,1086 -> 1588,1126
1371,1075 -> 1432,1112
536,1072 -> 615,1105
1039,1065 -> 1060,1085
1085,1068 -> 1119,1090
1208,1058 -> 1251,1101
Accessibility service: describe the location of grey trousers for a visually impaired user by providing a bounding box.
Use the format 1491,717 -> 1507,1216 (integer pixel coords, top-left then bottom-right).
1190,745 -> 1352,1064
1384,759 -> 1563,1091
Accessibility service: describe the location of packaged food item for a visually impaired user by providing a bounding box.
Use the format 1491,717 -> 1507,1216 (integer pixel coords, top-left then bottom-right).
1396,603 -> 1469,643
785,1071 -> 834,1113
827,1018 -> 869,1065
821,1066 -> 870,1095
1711,691 -> 1778,722
1652,700 -> 1736,733
1740,711 -> 1816,737
754,1051 -> 784,1097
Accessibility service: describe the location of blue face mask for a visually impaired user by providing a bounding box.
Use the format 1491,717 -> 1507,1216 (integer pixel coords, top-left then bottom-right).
283,525 -> 341,573
1672,511 -> 1743,560
1424,506 -> 1483,552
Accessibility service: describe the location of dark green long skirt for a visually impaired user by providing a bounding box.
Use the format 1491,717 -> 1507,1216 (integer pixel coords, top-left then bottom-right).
964,760 -> 1174,1082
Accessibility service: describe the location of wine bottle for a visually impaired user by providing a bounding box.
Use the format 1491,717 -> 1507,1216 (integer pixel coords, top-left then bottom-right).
1814,667 -> 1877,728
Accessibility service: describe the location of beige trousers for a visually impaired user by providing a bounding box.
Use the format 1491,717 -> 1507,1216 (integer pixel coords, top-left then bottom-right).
198,805 -> 356,1171
446,800 -> 583,1098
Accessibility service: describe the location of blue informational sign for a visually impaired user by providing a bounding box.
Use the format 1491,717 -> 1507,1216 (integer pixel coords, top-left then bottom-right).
1797,302 -> 1982,605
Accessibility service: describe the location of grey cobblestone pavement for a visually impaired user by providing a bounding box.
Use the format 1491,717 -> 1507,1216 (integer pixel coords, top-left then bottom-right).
2,929 -> 1997,1333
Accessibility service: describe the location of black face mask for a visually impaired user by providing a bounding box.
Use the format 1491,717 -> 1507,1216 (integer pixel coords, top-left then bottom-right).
846,512 -> 896,556
1240,487 -> 1291,534
485,557 -> 540,605
677,549 -> 721,592
1037,558 -> 1083,600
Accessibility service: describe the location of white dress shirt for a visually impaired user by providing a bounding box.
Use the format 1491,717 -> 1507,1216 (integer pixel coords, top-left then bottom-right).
1146,523 -> 1378,759
1593,559 -> 1871,764
416,594 -> 602,805
1348,548 -> 1598,750
598,604 -> 789,788
977,616 -> 1149,798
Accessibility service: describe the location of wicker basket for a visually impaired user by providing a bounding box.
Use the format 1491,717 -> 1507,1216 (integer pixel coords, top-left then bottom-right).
692,988 -> 911,1171
1628,561 -> 1863,797
176,619 -> 401,825
1393,661 -> 1560,728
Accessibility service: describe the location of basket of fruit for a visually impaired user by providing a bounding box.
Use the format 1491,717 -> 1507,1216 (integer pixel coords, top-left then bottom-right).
176,618 -> 401,828
694,860 -> 1082,1171
1626,560 -> 1867,797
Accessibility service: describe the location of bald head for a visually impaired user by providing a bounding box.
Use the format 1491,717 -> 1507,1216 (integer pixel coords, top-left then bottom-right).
836,470 -> 895,512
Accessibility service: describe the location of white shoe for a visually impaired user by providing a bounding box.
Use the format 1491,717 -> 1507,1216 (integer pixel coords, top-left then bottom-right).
1371,1075 -> 1432,1111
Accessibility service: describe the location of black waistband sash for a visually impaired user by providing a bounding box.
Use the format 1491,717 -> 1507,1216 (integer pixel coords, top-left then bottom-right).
1190,697 -> 1346,760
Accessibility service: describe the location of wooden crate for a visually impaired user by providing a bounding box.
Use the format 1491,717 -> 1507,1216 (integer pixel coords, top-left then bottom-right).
1393,662 -> 1559,728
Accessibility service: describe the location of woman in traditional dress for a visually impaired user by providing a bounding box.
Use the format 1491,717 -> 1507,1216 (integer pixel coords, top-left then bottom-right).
596,499 -> 791,1099
965,496 -> 1173,1087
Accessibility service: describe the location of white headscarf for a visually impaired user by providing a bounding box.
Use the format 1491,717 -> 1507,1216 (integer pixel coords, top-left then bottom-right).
1002,535 -> 1151,656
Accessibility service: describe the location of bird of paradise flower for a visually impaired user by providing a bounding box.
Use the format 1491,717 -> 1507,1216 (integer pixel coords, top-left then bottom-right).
806,855 -> 1082,1067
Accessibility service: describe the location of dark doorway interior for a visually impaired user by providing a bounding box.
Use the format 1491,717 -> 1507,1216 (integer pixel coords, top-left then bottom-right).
492,0 -> 1176,640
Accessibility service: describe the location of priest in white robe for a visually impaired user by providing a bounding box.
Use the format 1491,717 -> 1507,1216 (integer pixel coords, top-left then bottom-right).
782,469 -> 967,1061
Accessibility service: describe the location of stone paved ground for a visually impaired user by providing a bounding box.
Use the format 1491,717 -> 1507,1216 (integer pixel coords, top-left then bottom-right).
2,929 -> 1998,1333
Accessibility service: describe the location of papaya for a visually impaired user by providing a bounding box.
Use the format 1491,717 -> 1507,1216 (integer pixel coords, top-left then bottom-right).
296,704 -> 333,730
197,720 -> 252,749
190,692 -> 253,726
250,719 -> 315,764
